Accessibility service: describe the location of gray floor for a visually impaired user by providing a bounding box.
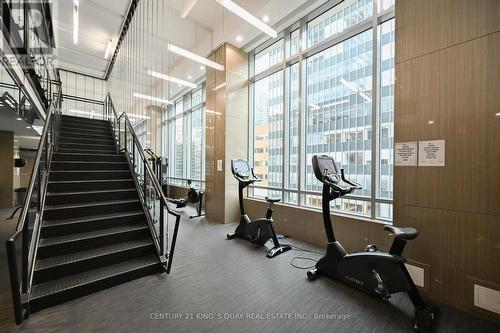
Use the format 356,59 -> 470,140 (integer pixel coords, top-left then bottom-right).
1,207 -> 499,333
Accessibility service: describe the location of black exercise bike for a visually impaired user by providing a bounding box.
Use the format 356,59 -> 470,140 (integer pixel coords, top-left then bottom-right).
308,154 -> 437,332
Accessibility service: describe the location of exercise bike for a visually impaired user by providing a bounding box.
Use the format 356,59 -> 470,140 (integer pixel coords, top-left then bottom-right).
168,179 -> 205,219
307,154 -> 436,331
227,158 -> 292,258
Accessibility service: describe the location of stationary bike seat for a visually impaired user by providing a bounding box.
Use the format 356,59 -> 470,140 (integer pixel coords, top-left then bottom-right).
265,196 -> 281,203
384,225 -> 418,240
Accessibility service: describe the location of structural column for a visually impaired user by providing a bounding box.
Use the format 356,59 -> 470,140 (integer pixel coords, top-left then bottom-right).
205,43 -> 249,223
0,131 -> 14,208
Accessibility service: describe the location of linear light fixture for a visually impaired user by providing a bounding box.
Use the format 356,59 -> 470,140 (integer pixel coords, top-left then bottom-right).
205,109 -> 222,116
212,82 -> 226,92
73,0 -> 79,44
181,0 -> 198,18
339,78 -> 372,102
215,0 -> 277,38
104,39 -> 113,59
148,70 -> 197,89
167,44 -> 224,71
133,92 -> 173,105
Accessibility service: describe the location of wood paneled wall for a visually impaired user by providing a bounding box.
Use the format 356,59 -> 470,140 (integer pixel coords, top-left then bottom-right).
0,131 -> 14,208
205,43 -> 249,223
244,0 -> 500,323
394,0 -> 500,321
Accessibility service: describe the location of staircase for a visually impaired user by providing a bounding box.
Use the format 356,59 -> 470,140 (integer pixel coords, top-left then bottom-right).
30,115 -> 160,312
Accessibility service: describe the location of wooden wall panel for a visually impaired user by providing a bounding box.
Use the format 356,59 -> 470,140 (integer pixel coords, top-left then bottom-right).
395,0 -> 500,321
395,32 -> 500,216
0,131 -> 14,208
396,0 -> 500,63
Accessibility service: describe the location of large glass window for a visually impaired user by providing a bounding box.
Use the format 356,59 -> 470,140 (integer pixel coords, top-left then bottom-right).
163,85 -> 206,188
249,0 -> 394,222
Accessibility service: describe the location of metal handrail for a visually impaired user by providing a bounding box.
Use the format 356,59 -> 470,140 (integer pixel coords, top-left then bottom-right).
105,94 -> 181,274
6,86 -> 62,325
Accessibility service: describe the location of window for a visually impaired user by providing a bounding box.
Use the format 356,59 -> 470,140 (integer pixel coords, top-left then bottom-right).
253,71 -> 284,188
249,0 -> 395,222
255,40 -> 284,75
163,84 -> 206,188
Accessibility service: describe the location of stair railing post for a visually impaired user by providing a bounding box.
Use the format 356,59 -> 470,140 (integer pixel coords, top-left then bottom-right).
160,199 -> 164,255
143,160 -> 147,203
124,121 -> 128,153
118,120 -> 121,150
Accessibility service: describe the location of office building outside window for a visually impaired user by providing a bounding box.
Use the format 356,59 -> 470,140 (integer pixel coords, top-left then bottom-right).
249,0 -> 394,222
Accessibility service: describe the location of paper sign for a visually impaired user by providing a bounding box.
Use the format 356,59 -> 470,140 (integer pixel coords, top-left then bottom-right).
395,142 -> 417,166
217,159 -> 223,171
418,140 -> 445,166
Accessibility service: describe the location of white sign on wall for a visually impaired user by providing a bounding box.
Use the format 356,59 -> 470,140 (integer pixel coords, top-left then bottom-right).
418,140 -> 445,166
395,142 -> 418,166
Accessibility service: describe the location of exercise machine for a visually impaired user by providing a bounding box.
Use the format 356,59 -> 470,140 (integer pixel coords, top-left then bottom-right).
307,154 -> 436,331
227,158 -> 291,258
168,180 -> 205,219
144,148 -> 165,184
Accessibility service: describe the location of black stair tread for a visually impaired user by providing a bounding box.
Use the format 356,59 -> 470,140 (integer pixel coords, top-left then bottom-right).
39,224 -> 148,247
53,152 -> 120,156
49,170 -> 129,174
44,198 -> 139,211
48,179 -> 132,184
51,161 -> 127,164
57,148 -> 116,152
43,210 -> 144,227
31,255 -> 158,300
35,238 -> 153,271
47,188 -> 136,197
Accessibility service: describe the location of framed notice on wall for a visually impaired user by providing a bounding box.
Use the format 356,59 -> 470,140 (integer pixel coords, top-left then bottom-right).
395,142 -> 417,166
418,140 -> 445,166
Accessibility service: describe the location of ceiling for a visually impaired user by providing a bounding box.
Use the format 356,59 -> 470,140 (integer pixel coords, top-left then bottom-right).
52,0 -> 323,86
53,0 -> 130,78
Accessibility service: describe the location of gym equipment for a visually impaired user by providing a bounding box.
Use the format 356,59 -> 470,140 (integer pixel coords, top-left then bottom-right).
307,154 -> 436,331
168,180 -> 205,219
227,158 -> 291,258
144,148 -> 164,183
144,148 -> 205,218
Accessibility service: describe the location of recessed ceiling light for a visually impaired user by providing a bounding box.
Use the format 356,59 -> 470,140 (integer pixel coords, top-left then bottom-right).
170,90 -> 173,94
73,0 -> 79,44
16,117 -> 22,121
495,112 -> 500,117
236,35 -> 243,42
26,126 -> 31,129
104,39 -> 113,59
216,0 -> 277,38
428,120 -> 434,125
168,43 -> 224,71
187,75 -> 192,80
262,15 -> 269,23
14,139 -> 18,142
200,65 -> 205,70
178,84 -> 181,87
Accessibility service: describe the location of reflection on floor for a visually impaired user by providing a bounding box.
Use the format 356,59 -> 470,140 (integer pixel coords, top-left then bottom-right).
0,207 -> 499,332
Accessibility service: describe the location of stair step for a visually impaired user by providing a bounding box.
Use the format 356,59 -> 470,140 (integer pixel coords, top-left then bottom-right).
38,224 -> 149,259
47,179 -> 135,192
57,147 -> 116,154
49,170 -> 131,181
46,188 -> 137,205
59,132 -> 113,140
34,239 -> 155,284
50,161 -> 128,171
41,211 -> 145,238
61,121 -> 110,130
57,142 -> 116,151
30,255 -> 159,312
52,152 -> 125,162
60,125 -> 110,133
61,115 -> 108,125
43,199 -> 142,221
58,136 -> 115,145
